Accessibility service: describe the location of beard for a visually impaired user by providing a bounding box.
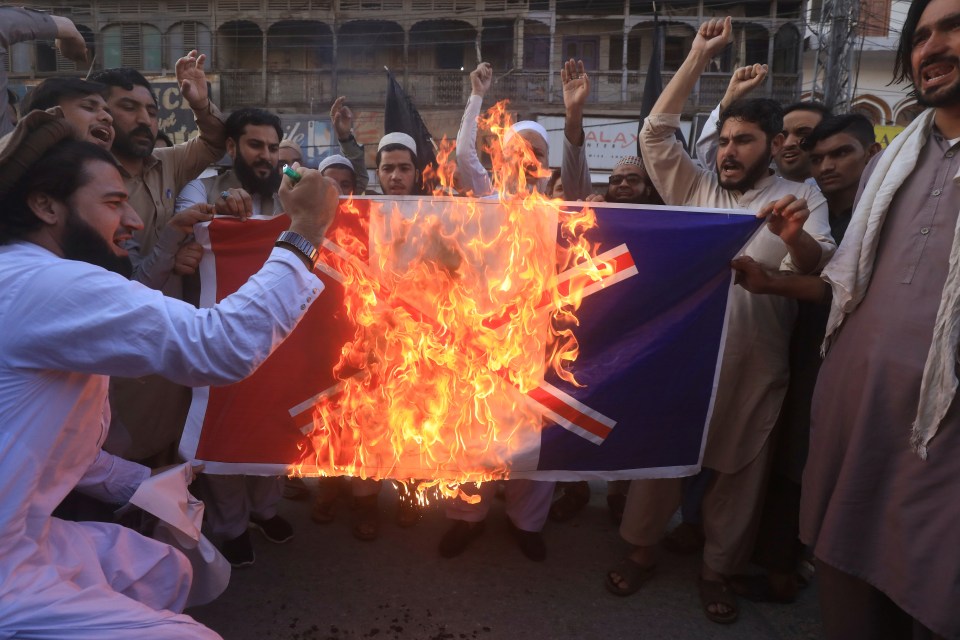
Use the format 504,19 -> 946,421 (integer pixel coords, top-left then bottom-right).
112,124 -> 155,159
234,153 -> 281,200
62,207 -> 133,278
717,152 -> 773,193
916,56 -> 960,108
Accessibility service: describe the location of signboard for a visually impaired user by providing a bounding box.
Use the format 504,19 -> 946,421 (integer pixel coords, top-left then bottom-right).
540,116 -> 694,171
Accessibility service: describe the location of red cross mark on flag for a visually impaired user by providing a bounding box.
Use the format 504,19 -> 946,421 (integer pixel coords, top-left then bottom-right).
288,198 -> 638,448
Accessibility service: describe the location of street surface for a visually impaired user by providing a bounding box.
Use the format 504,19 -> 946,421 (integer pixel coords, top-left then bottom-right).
190,480 -> 820,640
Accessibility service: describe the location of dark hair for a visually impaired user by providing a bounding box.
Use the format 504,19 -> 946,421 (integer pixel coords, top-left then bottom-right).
783,101 -> 832,122
0,140 -> 118,243
894,0 -> 934,86
155,130 -> 174,148
376,143 -> 417,168
719,98 -> 784,141
22,78 -> 108,113
546,168 -> 562,196
800,113 -> 878,151
7,88 -> 18,105
225,107 -> 282,143
89,68 -> 156,105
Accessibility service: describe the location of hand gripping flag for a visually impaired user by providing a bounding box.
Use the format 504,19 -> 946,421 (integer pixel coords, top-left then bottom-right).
180,198 -> 760,480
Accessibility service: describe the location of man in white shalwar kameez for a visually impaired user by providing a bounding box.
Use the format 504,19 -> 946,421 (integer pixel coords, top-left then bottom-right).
0,112 -> 336,639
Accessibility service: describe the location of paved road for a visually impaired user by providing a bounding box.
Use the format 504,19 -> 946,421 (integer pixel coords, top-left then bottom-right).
189,481 -> 821,640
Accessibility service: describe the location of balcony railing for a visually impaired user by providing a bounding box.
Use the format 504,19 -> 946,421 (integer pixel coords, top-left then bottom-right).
200,68 -> 800,113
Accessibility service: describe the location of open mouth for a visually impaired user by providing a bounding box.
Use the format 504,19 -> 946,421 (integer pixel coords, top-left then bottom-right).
721,161 -> 742,174
90,126 -> 113,143
112,234 -> 131,255
921,60 -> 958,89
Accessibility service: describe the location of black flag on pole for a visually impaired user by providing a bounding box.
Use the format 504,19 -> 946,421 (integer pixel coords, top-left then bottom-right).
638,10 -> 685,152
384,67 -> 438,176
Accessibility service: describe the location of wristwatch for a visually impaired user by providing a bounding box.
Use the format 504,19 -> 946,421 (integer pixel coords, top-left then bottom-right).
275,231 -> 319,270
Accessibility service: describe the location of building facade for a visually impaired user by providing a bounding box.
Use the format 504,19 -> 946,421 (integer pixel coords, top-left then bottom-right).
802,0 -> 916,131
6,0 -> 806,165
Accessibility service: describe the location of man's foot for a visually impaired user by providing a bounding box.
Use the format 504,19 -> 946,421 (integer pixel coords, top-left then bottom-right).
282,477 -> 311,501
311,495 -> 337,524
351,494 -> 380,541
604,557 -> 657,596
509,522 -> 546,562
438,520 -> 485,558
662,522 -> 705,555
249,515 -> 294,544
699,576 -> 738,624
220,530 -> 255,568
548,481 -> 591,522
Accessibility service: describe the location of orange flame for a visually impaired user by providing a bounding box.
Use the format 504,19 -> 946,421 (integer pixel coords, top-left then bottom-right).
296,100 -> 611,501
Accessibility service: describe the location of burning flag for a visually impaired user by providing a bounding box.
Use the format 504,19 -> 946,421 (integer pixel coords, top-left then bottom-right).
180,103 -> 761,489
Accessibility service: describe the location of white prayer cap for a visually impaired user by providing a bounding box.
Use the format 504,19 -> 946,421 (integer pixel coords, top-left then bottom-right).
504,120 -> 549,149
318,153 -> 354,174
279,139 -> 302,154
377,132 -> 417,156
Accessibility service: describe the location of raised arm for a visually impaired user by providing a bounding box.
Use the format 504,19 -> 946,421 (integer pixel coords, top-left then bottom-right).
560,59 -> 593,201
650,17 -> 732,117
695,63 -> 768,168
0,10 -> 87,136
162,50 -> 227,188
331,96 -> 369,193
455,63 -> 494,197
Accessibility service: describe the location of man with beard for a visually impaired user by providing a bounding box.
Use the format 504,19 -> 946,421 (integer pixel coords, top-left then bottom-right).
790,0 -> 960,635
726,113 -> 881,605
695,64 -> 830,185
89,59 -> 228,472
586,155 -> 664,205
174,107 -> 294,567
0,112 -> 336,638
605,17 -> 834,625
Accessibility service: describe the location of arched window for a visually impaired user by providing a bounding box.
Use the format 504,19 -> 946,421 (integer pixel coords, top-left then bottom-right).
773,25 -> 800,74
103,23 -> 162,71
168,22 -> 212,69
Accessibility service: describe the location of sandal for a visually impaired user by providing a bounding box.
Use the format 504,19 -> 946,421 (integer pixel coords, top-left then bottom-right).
699,577 -> 739,624
351,494 -> 380,541
549,482 -> 591,522
310,496 -> 336,524
662,522 -> 705,555
604,557 -> 657,596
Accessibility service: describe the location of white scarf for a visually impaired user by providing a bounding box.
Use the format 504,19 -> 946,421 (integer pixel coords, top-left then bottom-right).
822,109 -> 960,459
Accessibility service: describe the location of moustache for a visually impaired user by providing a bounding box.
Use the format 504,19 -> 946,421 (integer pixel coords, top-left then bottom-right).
920,54 -> 959,74
129,125 -> 153,138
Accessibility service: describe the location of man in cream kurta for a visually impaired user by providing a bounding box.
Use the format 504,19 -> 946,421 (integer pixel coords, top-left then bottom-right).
608,17 -> 835,624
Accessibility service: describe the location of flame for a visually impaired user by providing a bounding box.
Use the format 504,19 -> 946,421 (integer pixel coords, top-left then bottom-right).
296,100 -> 611,501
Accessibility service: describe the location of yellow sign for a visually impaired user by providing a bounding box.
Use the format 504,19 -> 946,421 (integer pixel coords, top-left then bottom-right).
875,125 -> 905,149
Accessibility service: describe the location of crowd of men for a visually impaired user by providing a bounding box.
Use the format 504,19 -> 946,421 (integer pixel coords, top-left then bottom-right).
0,0 -> 957,637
